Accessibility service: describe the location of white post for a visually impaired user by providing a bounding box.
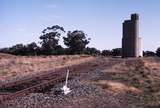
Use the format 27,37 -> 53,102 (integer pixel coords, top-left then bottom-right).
61,69 -> 71,95
65,69 -> 69,86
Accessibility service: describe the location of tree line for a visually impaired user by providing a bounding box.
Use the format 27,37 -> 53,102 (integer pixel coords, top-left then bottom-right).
0,25 -> 160,57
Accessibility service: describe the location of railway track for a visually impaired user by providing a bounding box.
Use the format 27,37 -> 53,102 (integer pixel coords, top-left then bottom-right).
0,75 -> 66,102
0,58 -> 100,104
0,57 -> 123,104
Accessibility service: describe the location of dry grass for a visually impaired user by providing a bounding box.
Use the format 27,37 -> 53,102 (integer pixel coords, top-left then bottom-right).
1,53 -> 160,107
98,58 -> 160,107
0,54 -> 94,82
91,80 -> 142,94
80,57 -> 160,107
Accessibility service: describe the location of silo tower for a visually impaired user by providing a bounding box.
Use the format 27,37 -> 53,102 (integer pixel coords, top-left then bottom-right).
122,13 -> 142,57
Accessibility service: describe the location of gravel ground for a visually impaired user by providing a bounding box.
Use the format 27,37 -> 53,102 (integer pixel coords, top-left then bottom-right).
2,69 -> 140,108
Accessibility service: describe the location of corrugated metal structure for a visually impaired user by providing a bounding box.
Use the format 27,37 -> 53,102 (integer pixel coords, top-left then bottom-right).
122,13 -> 142,58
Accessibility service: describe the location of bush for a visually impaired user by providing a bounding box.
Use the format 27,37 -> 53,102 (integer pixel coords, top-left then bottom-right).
111,48 -> 122,56
156,47 -> 160,57
143,51 -> 155,57
101,50 -> 111,56
84,47 -> 101,56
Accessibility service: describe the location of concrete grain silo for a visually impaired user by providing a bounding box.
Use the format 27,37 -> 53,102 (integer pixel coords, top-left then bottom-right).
122,13 -> 142,57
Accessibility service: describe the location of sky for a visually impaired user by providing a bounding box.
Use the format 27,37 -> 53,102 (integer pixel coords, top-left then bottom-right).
1,0 -> 160,51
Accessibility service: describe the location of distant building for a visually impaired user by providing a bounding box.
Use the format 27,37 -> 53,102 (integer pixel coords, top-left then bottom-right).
122,13 -> 143,57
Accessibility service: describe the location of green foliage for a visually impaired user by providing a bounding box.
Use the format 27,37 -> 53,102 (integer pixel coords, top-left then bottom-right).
156,47 -> 160,57
25,42 -> 38,55
84,47 -> 101,56
63,30 -> 90,54
101,50 -> 111,56
39,25 -> 65,55
9,44 -> 27,55
111,48 -> 122,56
0,48 -> 10,54
2,42 -> 39,56
143,51 -> 155,57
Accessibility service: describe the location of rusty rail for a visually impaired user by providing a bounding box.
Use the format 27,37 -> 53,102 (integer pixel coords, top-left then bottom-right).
0,59 -> 99,104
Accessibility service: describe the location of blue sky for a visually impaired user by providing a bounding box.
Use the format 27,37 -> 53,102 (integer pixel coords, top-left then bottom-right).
1,0 -> 160,51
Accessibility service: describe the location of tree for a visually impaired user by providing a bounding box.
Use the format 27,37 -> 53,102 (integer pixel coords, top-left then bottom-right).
63,30 -> 90,54
26,42 -> 38,55
52,45 -> 65,55
84,47 -> 101,56
0,48 -> 10,54
39,25 -> 65,55
111,48 -> 122,56
10,44 -> 26,55
156,47 -> 160,57
102,50 -> 111,56
143,51 -> 155,57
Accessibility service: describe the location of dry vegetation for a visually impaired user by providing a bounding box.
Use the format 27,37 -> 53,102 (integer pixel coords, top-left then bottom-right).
0,54 -> 94,82
96,57 -> 160,107
1,53 -> 160,108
